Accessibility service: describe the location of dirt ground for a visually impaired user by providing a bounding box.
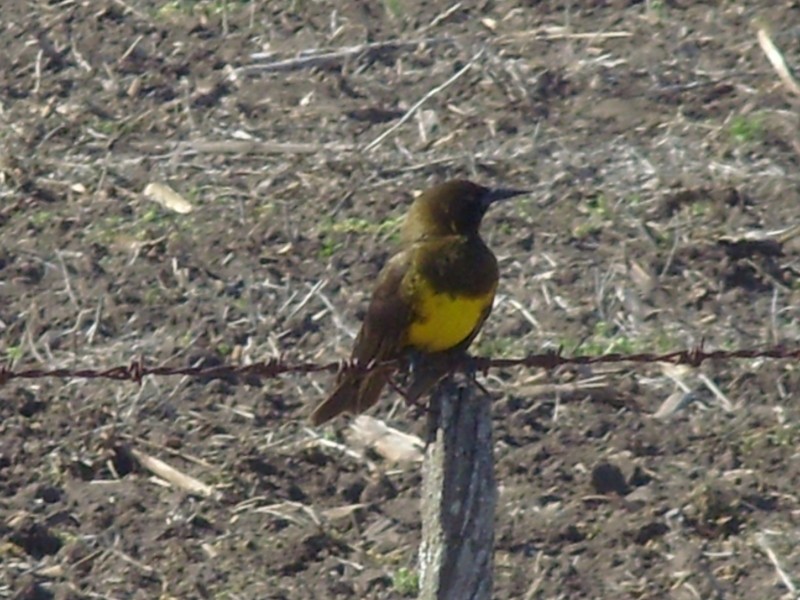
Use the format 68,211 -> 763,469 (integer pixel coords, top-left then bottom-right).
2,1 -> 800,598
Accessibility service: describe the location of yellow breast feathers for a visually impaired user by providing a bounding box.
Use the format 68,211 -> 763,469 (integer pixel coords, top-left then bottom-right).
406,277 -> 495,352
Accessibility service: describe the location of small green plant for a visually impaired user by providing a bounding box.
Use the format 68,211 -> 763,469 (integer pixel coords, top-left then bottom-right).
652,330 -> 678,352
477,336 -> 516,358
575,337 -> 606,356
573,194 -> 612,239
316,214 -> 402,258
690,200 -> 711,217
179,331 -> 194,347
141,207 -> 163,224
574,321 -> 639,355
330,217 -> 372,234
384,0 -> 404,19
572,220 -> 603,239
605,335 -> 636,354
646,0 -> 666,17
326,215 -> 403,237
498,221 -> 513,236
586,194 -> 611,219
5,345 -> 24,363
729,114 -> 763,144
318,238 -> 341,259
155,0 -> 189,17
30,210 -> 54,228
625,194 -> 643,206
740,423 -> 800,454
767,423 -> 800,448
92,117 -> 119,136
86,215 -> 125,245
377,215 -> 404,237
143,286 -> 163,306
392,567 -> 419,597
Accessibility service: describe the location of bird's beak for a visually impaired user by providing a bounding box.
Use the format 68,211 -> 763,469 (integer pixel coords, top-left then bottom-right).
483,187 -> 530,208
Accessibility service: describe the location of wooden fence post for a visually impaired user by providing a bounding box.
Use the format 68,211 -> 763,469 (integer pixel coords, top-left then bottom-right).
419,377 -> 496,599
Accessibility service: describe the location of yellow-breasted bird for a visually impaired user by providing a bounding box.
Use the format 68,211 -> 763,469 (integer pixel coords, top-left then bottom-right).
310,180 -> 528,425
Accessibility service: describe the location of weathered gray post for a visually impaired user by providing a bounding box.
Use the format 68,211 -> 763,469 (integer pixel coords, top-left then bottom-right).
419,378 -> 496,599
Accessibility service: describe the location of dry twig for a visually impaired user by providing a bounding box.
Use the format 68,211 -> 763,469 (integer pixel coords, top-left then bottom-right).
363,48 -> 486,153
757,27 -> 800,97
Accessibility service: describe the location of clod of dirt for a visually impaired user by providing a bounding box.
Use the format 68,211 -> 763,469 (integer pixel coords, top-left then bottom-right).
16,389 -> 46,418
685,482 -> 747,539
590,462 -> 630,496
10,575 -> 54,600
278,532 -> 347,575
337,473 -> 367,503
8,520 -> 63,559
360,474 -> 398,504
632,520 -> 669,545
34,485 -> 62,504
657,186 -> 749,218
559,524 -> 586,544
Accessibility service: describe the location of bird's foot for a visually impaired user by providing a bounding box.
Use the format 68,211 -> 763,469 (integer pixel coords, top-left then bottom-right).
459,352 -> 492,398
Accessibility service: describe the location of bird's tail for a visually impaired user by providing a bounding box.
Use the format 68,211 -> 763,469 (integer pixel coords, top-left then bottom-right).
309,370 -> 388,425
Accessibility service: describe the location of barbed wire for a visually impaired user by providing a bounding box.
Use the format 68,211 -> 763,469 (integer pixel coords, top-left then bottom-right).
1,343 -> 797,387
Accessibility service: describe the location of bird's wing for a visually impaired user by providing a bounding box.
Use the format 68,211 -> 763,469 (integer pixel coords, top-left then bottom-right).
349,249 -> 414,365
309,250 -> 413,425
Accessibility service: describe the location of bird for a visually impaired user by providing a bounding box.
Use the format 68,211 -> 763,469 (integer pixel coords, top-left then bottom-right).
310,180 -> 528,425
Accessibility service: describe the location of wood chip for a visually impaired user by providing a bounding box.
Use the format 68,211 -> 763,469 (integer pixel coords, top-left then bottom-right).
322,503 -> 368,521
757,27 -> 800,97
143,182 -> 194,214
130,448 -> 216,498
348,415 -> 424,464
653,390 -> 695,419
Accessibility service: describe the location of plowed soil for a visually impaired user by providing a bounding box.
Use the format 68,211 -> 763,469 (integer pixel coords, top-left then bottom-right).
2,1 -> 800,599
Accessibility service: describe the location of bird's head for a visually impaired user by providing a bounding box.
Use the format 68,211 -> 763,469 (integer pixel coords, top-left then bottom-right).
403,180 -> 528,241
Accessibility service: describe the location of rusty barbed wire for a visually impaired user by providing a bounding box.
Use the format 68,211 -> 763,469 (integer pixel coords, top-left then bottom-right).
0,343 -> 798,387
